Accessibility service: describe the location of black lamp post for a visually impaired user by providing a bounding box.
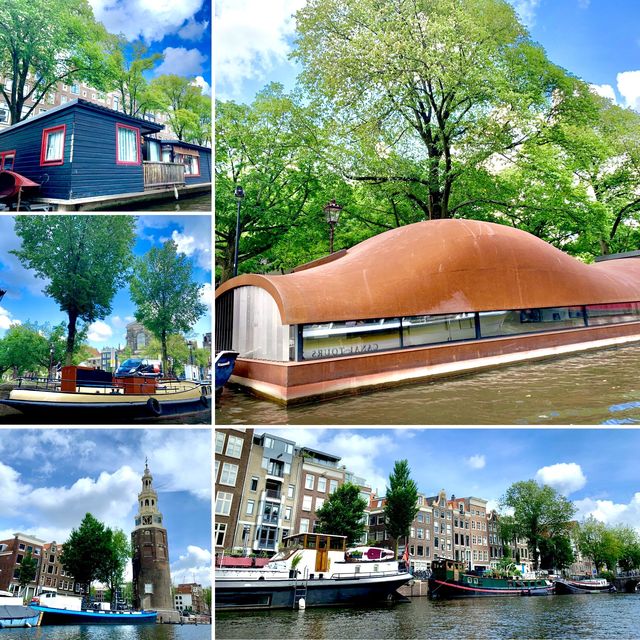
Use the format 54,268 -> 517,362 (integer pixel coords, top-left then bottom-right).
233,186 -> 245,277
323,199 -> 342,254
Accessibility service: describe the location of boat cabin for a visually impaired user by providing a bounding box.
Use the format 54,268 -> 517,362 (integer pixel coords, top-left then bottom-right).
0,99 -> 211,205
282,533 -> 347,553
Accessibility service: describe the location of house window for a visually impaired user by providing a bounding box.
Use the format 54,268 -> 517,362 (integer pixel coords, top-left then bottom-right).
305,474 -> 314,490
250,477 -> 259,491
215,431 -> 225,454
184,154 -> 200,176
315,497 -> 324,510
147,139 -> 161,161
214,523 -> 226,546
71,84 -> 79,95
284,506 -> 292,520
317,477 -> 327,493
215,491 -> 232,516
246,500 -> 254,515
288,485 -> 294,498
0,150 -> 15,171
329,480 -> 338,493
219,463 -> 238,486
40,125 -> 66,166
302,495 -> 313,511
300,519 -> 310,533
225,435 -> 243,458
116,123 -> 140,165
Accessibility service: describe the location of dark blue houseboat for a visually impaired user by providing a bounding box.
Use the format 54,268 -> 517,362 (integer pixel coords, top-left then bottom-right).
0,99 -> 211,210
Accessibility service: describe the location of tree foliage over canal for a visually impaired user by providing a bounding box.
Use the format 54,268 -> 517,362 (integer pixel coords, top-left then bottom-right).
215,0 -> 640,282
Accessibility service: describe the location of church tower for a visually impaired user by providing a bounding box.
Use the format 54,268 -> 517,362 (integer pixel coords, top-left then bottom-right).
131,460 -> 174,615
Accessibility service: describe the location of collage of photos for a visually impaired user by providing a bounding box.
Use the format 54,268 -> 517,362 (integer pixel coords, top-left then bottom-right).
0,1 -> 213,640
214,1 -> 640,639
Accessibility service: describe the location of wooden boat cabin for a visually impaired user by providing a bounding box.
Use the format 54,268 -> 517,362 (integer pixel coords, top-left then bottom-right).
215,219 -> 640,404
0,99 -> 211,207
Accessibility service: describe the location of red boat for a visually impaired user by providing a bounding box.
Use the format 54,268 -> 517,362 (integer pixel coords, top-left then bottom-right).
0,170 -> 40,209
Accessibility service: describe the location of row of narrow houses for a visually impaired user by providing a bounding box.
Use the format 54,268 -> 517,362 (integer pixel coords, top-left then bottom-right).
215,429 -> 594,577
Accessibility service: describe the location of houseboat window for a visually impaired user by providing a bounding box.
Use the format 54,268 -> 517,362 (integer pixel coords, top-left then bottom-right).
147,140 -> 161,161
478,306 -> 585,337
586,302 -> 640,325
0,150 -> 15,170
301,318 -> 401,360
40,125 -> 66,166
184,154 -> 200,176
305,535 -> 317,549
116,123 -> 140,164
330,538 -> 345,550
402,313 -> 476,346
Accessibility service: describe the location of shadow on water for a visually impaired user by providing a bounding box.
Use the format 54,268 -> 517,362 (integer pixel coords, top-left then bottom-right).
215,343 -> 640,425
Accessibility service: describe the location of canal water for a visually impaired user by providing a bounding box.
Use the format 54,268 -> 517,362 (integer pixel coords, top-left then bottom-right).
215,593 -> 639,639
0,625 -> 209,640
215,343 -> 640,425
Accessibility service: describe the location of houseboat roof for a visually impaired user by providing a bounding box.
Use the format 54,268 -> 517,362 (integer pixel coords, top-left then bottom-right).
161,139 -> 212,151
215,219 -> 640,325
0,99 -> 163,137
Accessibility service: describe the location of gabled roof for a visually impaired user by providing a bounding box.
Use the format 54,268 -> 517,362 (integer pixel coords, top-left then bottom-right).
0,99 -> 163,136
216,219 -> 640,325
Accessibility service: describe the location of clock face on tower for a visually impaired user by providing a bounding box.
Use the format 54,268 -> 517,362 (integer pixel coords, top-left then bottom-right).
142,515 -> 152,525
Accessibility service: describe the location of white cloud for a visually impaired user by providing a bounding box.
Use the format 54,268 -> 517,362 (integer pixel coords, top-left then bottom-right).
215,0 -> 306,97
616,70 -> 640,110
87,320 -> 113,343
155,47 -> 207,77
535,462 -> 586,495
0,305 -> 20,330
88,0 -> 204,43
590,83 -> 617,104
171,545 -> 212,586
466,454 -> 486,470
574,493 -> 640,531
509,0 -> 542,27
0,462 -> 31,515
179,18 -> 210,41
193,76 -> 212,96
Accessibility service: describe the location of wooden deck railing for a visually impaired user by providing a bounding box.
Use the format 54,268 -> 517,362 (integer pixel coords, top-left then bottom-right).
143,162 -> 185,189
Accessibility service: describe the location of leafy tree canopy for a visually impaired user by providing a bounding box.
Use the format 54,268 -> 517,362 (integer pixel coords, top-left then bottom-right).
315,482 -> 368,544
384,459 -> 419,554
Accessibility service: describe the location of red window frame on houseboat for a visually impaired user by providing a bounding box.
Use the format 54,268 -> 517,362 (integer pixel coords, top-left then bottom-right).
40,125 -> 66,166
0,150 -> 16,171
115,123 -> 141,166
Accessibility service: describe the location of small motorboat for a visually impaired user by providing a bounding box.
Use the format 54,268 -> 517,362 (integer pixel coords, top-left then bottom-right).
428,559 -> 554,598
554,577 -> 616,594
215,350 -> 238,396
0,365 -> 211,421
0,170 -> 40,210
215,532 -> 411,610
29,592 -> 156,625
0,591 -> 41,628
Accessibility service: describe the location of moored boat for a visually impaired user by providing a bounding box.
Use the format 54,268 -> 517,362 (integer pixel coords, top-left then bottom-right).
29,593 -> 156,625
0,365 -> 211,420
215,532 -> 411,610
428,559 -> 553,599
215,351 -> 238,396
0,591 -> 41,628
554,577 -> 616,594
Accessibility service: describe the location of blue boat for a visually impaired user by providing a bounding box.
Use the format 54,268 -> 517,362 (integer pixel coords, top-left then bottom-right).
0,605 -> 41,628
29,605 -> 157,625
215,350 -> 238,396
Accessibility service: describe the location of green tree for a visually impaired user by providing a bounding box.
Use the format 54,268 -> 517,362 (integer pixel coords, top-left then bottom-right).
577,517 -> 629,574
384,460 -> 419,555
96,528 -> 131,609
141,334 -> 190,377
12,216 -> 136,365
294,0 -> 580,221
17,551 -> 38,597
500,480 -> 575,570
315,482 -> 368,544
0,324 -> 48,376
149,75 -> 202,141
538,533 -> 575,572
105,38 -> 163,117
0,0 -> 112,124
129,241 -> 206,375
61,513 -> 112,603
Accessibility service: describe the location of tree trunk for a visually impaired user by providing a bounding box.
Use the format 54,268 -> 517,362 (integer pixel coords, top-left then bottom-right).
66,310 -> 78,366
161,330 -> 168,378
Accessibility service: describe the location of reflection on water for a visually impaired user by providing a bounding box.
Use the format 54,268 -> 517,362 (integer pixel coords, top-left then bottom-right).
2,625 -> 210,640
215,343 -> 640,425
215,593 -> 639,640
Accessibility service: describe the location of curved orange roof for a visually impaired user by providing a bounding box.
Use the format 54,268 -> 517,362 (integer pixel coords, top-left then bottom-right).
215,219 -> 640,324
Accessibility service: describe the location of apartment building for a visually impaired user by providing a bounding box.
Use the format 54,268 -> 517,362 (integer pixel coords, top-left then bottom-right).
0,533 -> 45,599
37,542 -> 79,597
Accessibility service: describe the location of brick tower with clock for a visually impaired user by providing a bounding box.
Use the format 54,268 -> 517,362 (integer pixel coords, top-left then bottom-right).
131,460 -> 174,618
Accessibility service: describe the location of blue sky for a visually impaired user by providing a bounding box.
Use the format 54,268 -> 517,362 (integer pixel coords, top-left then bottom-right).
215,0 -> 640,109
90,0 -> 211,94
0,215 -> 212,352
265,428 -> 640,531
0,429 -> 212,586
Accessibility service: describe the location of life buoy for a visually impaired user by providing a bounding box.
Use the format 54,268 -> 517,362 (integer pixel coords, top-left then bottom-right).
147,397 -> 162,416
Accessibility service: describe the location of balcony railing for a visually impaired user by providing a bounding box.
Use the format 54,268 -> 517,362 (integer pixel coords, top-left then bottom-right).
265,489 -> 281,500
143,161 -> 185,189
261,515 -> 279,524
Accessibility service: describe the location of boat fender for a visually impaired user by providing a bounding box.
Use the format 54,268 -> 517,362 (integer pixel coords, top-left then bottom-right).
199,394 -> 209,407
298,598 -> 306,610
147,397 -> 162,416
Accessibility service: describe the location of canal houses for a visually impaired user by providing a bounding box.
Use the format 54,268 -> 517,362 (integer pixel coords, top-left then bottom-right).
0,98 -> 211,210
215,219 -> 640,404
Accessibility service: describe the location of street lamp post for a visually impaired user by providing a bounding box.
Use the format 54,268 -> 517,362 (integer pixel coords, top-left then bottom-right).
0,289 -> 5,302
233,186 -> 245,277
323,199 -> 343,254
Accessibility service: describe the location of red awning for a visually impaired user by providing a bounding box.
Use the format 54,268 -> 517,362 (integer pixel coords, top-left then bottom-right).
0,170 -> 40,200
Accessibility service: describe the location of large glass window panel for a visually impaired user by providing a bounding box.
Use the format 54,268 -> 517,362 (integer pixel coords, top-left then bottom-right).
586,302 -> 640,325
479,307 -> 585,337
302,318 -> 401,359
402,313 -> 475,347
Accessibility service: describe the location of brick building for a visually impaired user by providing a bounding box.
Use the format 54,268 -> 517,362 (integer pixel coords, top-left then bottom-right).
174,583 -> 207,614
0,533 -> 45,599
37,542 -> 79,597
